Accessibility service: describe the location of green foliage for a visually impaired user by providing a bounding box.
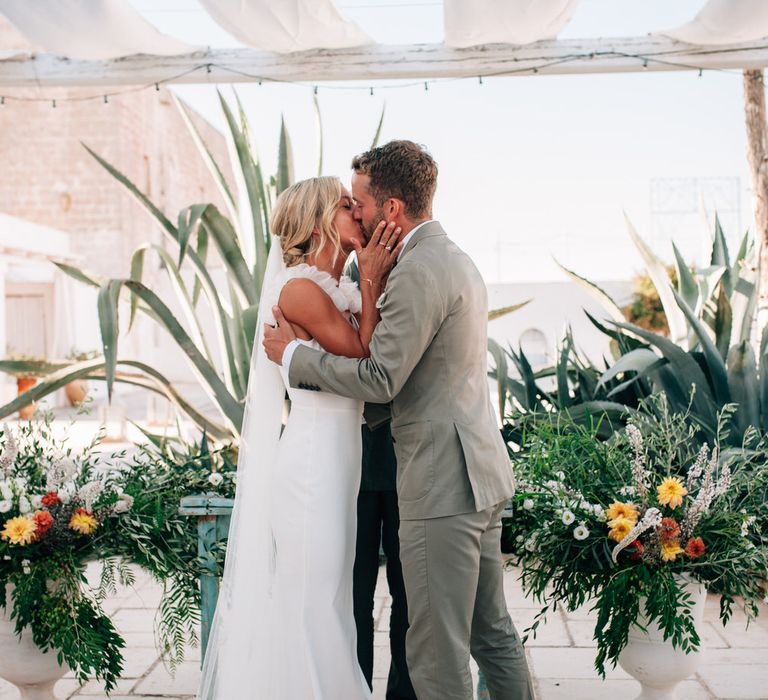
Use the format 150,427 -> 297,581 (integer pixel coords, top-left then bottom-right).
10,561 -> 126,689
623,266 -> 679,335
491,217 -> 766,446
99,434 -> 237,670
504,396 -> 768,676
0,95 -> 388,443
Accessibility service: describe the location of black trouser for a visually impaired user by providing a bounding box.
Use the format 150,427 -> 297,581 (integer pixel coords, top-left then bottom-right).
353,490 -> 417,700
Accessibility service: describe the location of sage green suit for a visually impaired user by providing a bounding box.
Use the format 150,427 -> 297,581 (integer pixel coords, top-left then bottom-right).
288,222 -> 533,699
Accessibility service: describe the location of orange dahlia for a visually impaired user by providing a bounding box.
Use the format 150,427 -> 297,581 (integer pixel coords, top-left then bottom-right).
32,511 -> 54,539
41,492 -> 61,507
658,517 -> 681,543
685,537 -> 705,559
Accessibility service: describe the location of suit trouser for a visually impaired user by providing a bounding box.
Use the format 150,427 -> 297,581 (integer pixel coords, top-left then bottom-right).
353,490 -> 417,700
399,501 -> 535,700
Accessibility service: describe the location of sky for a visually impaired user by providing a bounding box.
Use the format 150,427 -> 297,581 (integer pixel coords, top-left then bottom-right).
130,0 -> 756,284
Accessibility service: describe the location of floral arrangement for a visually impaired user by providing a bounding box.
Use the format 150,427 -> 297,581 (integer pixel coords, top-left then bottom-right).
504,395 -> 768,675
0,415 -> 238,688
103,432 -> 237,668
0,417 -> 134,691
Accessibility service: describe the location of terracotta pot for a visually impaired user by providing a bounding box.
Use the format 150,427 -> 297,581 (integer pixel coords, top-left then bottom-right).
0,584 -> 68,699
618,577 -> 707,700
16,377 -> 37,421
64,379 -> 88,407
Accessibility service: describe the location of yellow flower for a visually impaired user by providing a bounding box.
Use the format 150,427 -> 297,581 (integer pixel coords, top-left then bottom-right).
69,508 -> 98,536
606,501 -> 639,524
657,477 -> 688,509
0,516 -> 38,545
608,516 -> 635,542
660,540 -> 685,562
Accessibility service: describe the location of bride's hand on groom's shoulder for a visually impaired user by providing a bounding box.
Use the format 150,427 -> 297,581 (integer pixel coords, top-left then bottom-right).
263,306 -> 296,365
354,221 -> 403,288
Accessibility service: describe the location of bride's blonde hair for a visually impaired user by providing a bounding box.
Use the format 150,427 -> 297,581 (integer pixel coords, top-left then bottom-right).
270,176 -> 344,267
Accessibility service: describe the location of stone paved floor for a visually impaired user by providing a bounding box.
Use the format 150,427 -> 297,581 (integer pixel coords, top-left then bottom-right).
1,564 -> 767,700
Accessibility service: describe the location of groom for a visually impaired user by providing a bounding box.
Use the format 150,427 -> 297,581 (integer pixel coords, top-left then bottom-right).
264,140 -> 534,700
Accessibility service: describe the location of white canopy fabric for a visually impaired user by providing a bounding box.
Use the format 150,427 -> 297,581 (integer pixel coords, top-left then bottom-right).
661,0 -> 768,46
444,0 -> 580,48
0,0 -> 198,60
0,0 -> 766,63
0,14 -> 38,57
198,0 -> 371,53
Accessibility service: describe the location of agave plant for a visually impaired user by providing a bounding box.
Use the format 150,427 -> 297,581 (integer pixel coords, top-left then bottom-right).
0,92 -> 385,441
487,329 -> 635,445
559,214 -> 758,355
491,216 -> 766,444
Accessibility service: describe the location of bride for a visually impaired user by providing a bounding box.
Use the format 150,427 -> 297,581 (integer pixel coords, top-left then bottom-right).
198,176 -> 402,699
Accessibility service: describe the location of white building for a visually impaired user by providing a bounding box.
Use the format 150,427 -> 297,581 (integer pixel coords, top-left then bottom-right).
487,279 -> 634,370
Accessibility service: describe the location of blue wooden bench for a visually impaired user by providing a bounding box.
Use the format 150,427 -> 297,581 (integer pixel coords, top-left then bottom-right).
180,493 -> 498,697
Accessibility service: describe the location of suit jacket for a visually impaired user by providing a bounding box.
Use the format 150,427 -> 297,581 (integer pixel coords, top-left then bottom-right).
289,221 -> 515,519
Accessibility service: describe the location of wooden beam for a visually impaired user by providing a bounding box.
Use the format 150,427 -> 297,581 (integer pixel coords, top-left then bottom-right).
1,36 -> 768,87
743,69 -> 768,335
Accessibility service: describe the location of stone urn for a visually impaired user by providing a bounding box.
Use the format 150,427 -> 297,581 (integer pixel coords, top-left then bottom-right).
618,577 -> 707,700
0,585 -> 68,700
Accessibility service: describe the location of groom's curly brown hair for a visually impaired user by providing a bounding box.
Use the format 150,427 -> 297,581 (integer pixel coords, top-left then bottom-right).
351,140 -> 437,220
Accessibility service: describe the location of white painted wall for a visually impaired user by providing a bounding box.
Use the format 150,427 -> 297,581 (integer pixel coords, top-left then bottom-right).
487,279 -> 634,369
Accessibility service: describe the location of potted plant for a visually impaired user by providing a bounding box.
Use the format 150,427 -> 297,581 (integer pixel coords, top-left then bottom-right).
504,395 -> 767,700
3,352 -> 46,420
63,349 -> 98,407
0,416 -> 134,696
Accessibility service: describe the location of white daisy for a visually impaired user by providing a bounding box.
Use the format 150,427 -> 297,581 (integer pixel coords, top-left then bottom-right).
573,524 -> 590,541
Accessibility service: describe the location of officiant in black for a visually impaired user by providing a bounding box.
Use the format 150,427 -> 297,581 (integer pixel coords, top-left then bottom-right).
353,407 -> 417,700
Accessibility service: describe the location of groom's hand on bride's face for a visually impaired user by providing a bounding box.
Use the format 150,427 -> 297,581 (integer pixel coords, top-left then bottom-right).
263,306 -> 297,366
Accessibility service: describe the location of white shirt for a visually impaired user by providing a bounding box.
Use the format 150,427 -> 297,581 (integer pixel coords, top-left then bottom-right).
282,219 -> 436,370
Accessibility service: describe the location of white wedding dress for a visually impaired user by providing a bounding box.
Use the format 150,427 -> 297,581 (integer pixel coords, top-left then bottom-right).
199,256 -> 372,700
267,265 -> 372,699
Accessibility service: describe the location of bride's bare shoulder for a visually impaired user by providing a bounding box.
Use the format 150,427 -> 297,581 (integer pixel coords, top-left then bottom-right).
279,277 -> 325,304
278,278 -> 336,320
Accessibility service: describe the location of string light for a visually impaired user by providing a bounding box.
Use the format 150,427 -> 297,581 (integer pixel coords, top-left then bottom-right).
0,46 -> 755,108
369,86 -> 374,95
103,95 -> 108,104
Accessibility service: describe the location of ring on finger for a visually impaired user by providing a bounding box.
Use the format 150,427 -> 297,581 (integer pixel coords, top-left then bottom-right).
385,245 -> 392,251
